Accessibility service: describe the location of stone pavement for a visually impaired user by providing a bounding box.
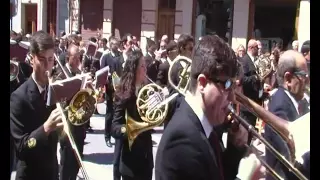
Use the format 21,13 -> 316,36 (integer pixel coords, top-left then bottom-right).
11,114 -> 163,180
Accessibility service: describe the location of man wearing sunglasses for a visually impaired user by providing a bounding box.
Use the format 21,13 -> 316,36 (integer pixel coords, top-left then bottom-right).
265,50 -> 309,180
155,35 -> 248,180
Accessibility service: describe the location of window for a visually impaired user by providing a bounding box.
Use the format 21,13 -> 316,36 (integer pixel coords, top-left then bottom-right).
159,0 -> 176,9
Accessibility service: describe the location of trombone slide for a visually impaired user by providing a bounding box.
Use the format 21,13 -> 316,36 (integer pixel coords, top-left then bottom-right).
228,105 -> 307,180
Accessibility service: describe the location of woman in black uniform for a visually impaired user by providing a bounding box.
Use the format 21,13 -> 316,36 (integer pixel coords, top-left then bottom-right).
111,50 -> 153,180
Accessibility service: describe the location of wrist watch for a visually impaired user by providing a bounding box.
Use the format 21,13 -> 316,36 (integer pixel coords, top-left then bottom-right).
121,126 -> 126,133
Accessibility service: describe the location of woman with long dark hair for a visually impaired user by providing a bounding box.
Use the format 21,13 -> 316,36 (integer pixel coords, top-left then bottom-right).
111,50 -> 153,180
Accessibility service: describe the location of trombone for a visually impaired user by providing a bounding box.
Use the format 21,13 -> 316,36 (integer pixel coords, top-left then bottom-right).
166,56 -> 307,180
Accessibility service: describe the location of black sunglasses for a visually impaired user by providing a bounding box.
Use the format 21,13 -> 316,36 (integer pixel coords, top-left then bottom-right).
193,73 -> 234,90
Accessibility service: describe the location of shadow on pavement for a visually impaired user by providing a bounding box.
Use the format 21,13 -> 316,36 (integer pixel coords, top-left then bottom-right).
86,129 -> 105,135
83,152 -> 114,165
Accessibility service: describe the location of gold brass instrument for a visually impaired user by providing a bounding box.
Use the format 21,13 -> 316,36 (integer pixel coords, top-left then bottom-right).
125,56 -> 192,150
255,54 -> 273,81
10,60 -> 19,82
167,55 -> 192,95
50,53 -> 96,179
53,53 -> 97,126
112,72 -> 120,91
228,91 -> 308,180
165,56 -> 307,180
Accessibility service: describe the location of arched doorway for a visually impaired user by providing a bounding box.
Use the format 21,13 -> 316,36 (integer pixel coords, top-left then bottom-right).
112,0 -> 142,39
156,0 -> 176,41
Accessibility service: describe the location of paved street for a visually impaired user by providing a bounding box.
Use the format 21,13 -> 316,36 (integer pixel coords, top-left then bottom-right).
11,114 -> 163,180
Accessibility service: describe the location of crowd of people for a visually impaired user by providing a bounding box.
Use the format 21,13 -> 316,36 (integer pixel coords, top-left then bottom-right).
10,29 -> 310,180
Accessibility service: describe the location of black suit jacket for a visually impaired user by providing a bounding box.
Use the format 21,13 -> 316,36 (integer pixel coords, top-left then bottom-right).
10,77 -> 59,180
265,87 -> 304,180
156,60 -> 170,87
155,99 -> 243,180
240,54 -> 263,107
111,95 -> 154,178
145,54 -> 160,82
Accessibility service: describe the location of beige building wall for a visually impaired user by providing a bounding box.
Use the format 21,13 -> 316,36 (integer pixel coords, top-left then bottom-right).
102,0 -> 113,39
174,0 -> 193,40
101,0 -> 194,49
140,0 -> 158,52
297,0 -> 310,50
231,0 -> 250,51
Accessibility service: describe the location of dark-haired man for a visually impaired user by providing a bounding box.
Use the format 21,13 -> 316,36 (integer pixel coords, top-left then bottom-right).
10,30 -> 63,180
155,35 -> 248,180
59,44 -> 86,180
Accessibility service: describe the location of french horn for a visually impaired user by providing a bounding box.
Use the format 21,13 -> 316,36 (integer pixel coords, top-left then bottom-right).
125,56 -> 192,149
10,60 -> 19,82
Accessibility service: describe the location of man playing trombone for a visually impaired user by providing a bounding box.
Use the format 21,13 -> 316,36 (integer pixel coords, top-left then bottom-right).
10,30 -> 63,180
265,50 -> 310,179
155,35 -> 248,180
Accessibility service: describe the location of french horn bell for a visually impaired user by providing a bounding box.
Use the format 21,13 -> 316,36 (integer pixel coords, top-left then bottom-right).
126,56 -> 192,150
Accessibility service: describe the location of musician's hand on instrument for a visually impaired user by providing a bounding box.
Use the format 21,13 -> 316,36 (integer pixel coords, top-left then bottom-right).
228,123 -> 248,148
43,108 -> 63,135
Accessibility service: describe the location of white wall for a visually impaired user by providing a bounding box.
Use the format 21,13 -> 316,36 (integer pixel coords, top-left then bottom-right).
231,0 -> 250,50
297,0 -> 310,49
11,0 -> 47,33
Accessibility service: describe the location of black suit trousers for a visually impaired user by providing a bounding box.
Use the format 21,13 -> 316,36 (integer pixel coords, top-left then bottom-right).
105,88 -> 114,140
122,169 -> 152,180
59,128 -> 85,180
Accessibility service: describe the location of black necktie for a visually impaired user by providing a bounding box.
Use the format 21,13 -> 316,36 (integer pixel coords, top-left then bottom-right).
40,86 -> 48,103
209,131 -> 224,180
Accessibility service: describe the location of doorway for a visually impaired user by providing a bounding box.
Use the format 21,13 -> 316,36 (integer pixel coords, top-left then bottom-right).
24,4 -> 37,34
156,0 -> 176,41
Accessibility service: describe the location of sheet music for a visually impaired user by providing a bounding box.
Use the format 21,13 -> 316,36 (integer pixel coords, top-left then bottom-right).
288,112 -> 310,164
95,66 -> 109,89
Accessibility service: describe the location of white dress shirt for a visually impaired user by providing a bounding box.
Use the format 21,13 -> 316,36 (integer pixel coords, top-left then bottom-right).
283,89 -> 300,115
185,94 -> 212,138
31,73 -> 45,94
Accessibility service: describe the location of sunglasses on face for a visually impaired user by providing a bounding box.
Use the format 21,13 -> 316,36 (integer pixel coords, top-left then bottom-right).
194,73 -> 234,91
293,69 -> 308,77
211,78 -> 234,91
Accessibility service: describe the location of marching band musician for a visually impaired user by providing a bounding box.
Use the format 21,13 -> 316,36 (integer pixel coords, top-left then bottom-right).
155,35 -> 248,180
265,50 -> 310,180
59,44 -> 87,180
111,50 -> 154,180
10,31 -> 63,180
101,37 -> 123,147
155,40 -> 182,129
100,36 -> 123,180
145,39 -> 159,82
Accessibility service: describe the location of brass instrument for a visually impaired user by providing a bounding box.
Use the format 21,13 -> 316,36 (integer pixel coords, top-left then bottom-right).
53,53 -> 97,126
112,72 -> 120,91
125,56 -> 191,150
228,93 -> 307,180
10,60 -> 19,82
165,56 -> 307,180
255,54 -> 273,81
49,53 -> 97,179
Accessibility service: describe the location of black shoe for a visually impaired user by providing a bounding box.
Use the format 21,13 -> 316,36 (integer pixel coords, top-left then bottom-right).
105,139 -> 112,148
152,140 -> 157,146
87,127 -> 94,133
